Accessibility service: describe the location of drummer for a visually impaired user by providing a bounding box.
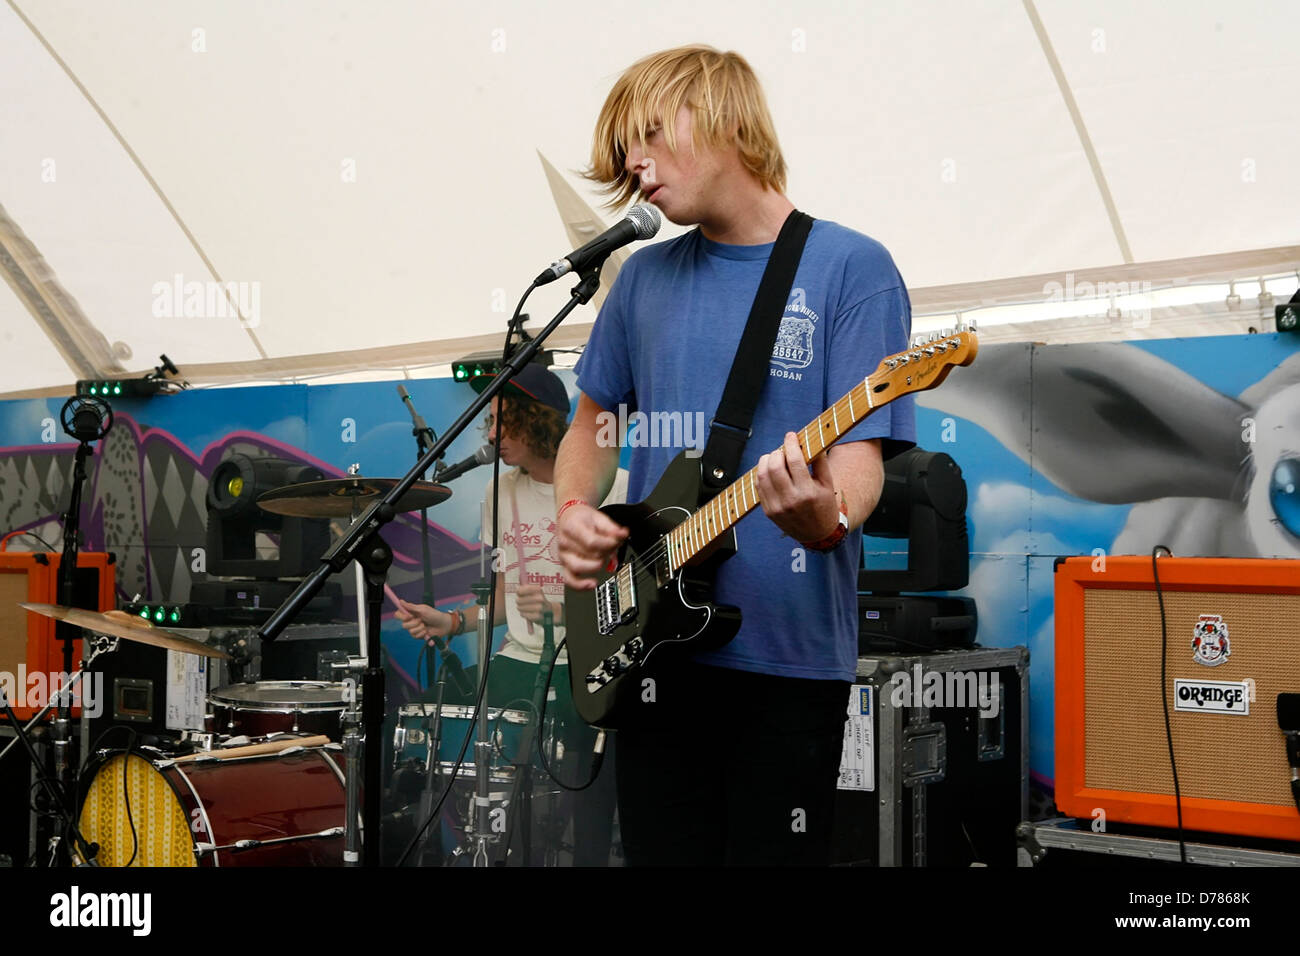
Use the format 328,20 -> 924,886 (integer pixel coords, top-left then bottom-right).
394,363 -> 627,866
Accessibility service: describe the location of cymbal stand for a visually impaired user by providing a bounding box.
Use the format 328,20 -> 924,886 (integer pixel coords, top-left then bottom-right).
0,635 -> 116,866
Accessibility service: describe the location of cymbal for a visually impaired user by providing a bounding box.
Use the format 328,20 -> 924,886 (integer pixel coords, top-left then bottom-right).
256,478 -> 452,518
20,604 -> 230,659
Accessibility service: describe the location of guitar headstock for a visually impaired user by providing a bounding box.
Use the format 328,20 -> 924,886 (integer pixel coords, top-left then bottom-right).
870,324 -> 979,397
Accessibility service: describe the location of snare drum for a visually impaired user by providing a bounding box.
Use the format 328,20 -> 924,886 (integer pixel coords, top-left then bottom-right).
78,740 -> 348,867
393,703 -> 533,778
206,681 -> 350,739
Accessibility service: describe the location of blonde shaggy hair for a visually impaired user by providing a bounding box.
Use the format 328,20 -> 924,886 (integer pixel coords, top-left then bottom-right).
584,45 -> 787,209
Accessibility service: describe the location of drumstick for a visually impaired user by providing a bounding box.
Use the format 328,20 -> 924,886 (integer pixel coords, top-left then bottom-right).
172,734 -> 330,763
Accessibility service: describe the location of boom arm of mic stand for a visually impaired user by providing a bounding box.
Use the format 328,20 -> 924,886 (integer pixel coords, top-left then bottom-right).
256,267 -> 603,645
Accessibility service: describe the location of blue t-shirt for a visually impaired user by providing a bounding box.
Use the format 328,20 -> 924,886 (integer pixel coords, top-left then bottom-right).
575,219 -> 915,681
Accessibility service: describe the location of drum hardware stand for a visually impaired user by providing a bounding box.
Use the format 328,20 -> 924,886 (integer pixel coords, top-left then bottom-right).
468,577 -> 499,868
336,654 -> 367,866
412,679 -> 448,866
499,608 -> 559,866
256,266 -> 606,867
0,635 -> 116,867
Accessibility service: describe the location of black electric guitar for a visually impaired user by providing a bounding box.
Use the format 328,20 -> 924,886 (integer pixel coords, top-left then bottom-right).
564,329 -> 978,727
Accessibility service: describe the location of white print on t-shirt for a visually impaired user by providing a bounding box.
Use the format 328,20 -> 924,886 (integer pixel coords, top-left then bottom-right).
500,518 -> 564,598
770,287 -> 819,373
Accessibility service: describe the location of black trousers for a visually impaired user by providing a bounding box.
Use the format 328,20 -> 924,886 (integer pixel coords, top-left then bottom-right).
615,662 -> 850,866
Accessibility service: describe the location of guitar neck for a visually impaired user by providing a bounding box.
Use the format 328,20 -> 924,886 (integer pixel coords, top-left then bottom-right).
665,332 -> 974,573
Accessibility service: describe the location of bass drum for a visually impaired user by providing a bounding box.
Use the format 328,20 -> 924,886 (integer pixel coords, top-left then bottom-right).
78,742 -> 349,867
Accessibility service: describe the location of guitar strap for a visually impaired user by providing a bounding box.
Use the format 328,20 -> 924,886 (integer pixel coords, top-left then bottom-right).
699,209 -> 814,497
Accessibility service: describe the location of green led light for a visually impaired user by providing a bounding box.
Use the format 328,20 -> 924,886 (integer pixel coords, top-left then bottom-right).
113,383 -> 122,395
154,609 -> 165,622
139,606 -> 150,618
88,385 -> 97,395
169,608 -> 180,623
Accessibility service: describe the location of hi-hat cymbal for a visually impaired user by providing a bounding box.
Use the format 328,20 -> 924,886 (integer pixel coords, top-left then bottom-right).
256,478 -> 452,518
21,604 -> 229,659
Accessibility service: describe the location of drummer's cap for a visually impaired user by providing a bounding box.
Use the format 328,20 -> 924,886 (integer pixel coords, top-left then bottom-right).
469,363 -> 571,418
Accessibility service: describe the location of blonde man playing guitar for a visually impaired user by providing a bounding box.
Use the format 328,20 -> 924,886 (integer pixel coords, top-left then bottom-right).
554,46 -> 917,866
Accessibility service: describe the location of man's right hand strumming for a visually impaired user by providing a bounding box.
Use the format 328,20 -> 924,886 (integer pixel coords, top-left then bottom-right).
556,501 -> 629,591
554,391 -> 629,591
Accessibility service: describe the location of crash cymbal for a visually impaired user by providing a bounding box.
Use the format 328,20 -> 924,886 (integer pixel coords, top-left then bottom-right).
256,477 -> 452,518
20,604 -> 229,659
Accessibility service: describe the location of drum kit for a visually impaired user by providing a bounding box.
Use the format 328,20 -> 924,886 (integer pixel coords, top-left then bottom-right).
7,473 -> 573,868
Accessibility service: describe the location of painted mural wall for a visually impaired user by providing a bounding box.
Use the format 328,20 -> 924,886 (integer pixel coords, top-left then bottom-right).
1,333 -> 1295,788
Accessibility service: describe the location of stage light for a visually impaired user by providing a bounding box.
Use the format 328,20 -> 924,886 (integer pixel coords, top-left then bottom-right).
452,348 -> 555,383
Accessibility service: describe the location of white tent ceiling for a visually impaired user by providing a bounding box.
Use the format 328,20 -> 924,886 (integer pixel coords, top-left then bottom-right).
1,0 -> 1297,397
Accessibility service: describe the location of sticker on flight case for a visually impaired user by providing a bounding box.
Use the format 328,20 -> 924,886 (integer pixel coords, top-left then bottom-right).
838,684 -> 874,792
1173,678 -> 1250,715
1191,614 -> 1231,667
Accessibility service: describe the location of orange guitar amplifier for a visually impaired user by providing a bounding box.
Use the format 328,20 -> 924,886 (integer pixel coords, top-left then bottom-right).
0,552 -> 116,719
1055,555 -> 1300,842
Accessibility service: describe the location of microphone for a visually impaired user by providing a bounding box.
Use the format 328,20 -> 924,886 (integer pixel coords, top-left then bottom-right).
61,396 -> 113,444
1278,693 -> 1300,809
534,204 -> 661,286
435,445 -> 494,483
435,649 -> 475,701
396,385 -> 436,457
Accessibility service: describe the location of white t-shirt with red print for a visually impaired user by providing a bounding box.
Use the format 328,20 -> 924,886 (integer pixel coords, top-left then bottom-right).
483,467 -> 629,665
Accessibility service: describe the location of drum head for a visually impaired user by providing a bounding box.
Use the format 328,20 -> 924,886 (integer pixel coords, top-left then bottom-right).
209,681 -> 349,711
80,753 -> 195,867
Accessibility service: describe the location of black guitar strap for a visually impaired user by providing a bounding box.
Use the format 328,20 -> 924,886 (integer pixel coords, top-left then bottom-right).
699,209 -> 814,496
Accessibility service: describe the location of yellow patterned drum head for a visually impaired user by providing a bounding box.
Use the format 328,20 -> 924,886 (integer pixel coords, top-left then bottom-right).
79,754 -> 195,867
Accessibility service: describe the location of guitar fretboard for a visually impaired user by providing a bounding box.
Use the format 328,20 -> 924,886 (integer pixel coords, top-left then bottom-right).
664,336 -> 967,574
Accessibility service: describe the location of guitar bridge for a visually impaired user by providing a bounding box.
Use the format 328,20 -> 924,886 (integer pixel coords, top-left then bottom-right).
585,636 -> 646,692
596,564 -> 638,636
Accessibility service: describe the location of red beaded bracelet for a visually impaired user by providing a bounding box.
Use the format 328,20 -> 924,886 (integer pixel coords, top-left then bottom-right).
801,497 -> 850,553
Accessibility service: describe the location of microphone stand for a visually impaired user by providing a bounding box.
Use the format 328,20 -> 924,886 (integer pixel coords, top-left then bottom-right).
49,399 -> 109,864
257,265 -> 605,867
397,386 -> 442,690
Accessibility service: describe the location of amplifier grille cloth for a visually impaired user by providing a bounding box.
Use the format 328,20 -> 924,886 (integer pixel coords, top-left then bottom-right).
1083,589 -> 1299,806
0,572 -> 31,676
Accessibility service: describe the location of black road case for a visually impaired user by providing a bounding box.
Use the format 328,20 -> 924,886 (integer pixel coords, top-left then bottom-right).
832,645 -> 1029,866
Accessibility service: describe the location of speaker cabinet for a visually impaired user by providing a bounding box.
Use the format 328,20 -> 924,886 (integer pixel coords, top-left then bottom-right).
1055,556 -> 1300,842
0,552 -> 115,719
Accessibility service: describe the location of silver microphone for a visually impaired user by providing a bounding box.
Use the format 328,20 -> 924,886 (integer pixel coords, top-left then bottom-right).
535,204 -> 661,285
